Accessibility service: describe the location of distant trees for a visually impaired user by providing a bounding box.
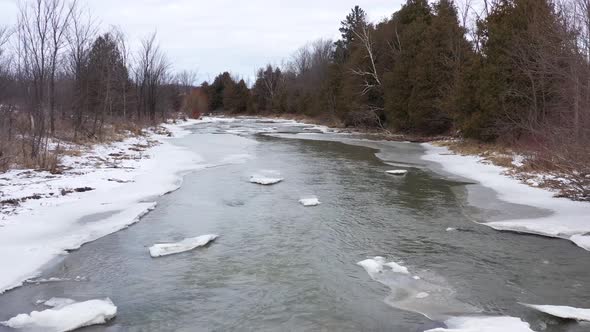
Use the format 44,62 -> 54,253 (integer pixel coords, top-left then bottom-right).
0,0 -> 191,171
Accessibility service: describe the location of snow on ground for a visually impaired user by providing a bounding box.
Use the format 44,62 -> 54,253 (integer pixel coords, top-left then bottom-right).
422,144 -> 590,252
424,316 -> 535,332
521,303 -> 590,321
299,197 -> 321,207
149,234 -> 219,258
250,170 -> 284,185
0,118 -> 209,293
1,298 -> 117,332
386,170 -> 408,176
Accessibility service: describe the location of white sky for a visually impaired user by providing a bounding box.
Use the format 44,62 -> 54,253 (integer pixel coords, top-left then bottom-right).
0,0 -> 405,83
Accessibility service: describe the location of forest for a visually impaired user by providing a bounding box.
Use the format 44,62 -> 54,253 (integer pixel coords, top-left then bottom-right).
203,0 -> 590,199
0,0 -> 589,199
0,0 -> 197,172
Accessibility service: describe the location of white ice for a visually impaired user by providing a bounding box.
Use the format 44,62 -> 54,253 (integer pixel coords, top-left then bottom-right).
299,197 -> 321,207
425,316 -> 535,332
521,303 -> 590,321
386,170 -> 409,176
357,256 -> 409,278
149,234 -> 218,258
422,143 -> 590,252
1,298 -> 117,332
250,171 -> 284,185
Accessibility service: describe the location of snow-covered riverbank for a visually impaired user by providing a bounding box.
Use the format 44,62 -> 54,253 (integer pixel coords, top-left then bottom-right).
0,118 -> 210,294
422,143 -> 590,251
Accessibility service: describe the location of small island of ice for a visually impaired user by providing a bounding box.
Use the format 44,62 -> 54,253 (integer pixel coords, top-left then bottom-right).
1,298 -> 117,332
149,234 -> 219,258
299,197 -> 321,207
249,171 -> 284,185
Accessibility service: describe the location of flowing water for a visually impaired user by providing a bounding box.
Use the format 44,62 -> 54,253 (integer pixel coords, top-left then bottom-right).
1,118 -> 589,331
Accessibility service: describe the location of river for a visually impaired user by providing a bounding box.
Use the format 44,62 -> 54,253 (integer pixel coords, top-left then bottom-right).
0,118 -> 588,331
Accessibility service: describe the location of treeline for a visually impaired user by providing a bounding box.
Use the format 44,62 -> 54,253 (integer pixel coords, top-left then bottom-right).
0,0 -> 197,171
204,0 -> 590,198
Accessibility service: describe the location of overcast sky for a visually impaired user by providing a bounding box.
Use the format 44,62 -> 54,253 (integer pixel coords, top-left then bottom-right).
0,0 -> 405,83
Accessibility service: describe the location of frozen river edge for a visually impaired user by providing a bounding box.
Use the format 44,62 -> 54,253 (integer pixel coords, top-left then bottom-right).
422,143 -> 590,252
0,118 -> 213,294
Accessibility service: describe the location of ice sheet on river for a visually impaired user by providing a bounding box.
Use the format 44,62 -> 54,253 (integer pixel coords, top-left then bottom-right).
521,303 -> 590,321
425,316 -> 535,332
1,298 -> 117,332
357,256 -> 480,321
422,144 -> 590,252
149,234 -> 218,257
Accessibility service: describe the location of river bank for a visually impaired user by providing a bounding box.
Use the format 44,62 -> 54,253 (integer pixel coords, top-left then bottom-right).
0,118 -> 213,293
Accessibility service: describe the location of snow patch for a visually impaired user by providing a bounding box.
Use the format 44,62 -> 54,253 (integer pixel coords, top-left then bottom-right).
1,298 -> 117,332
299,197 -> 321,207
425,316 -> 535,332
521,303 -> 590,321
422,143 -> 590,252
149,234 -> 218,258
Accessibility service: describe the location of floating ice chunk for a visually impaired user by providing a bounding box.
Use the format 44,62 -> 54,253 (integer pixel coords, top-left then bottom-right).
250,171 -> 284,185
413,276 -> 421,280
384,261 -> 410,274
386,170 -> 408,176
357,256 -> 409,278
44,298 -> 76,309
521,303 -> 590,321
446,228 -> 456,232
416,292 -> 429,299
149,234 -> 218,258
357,257 -> 386,277
1,298 -> 117,332
299,197 -> 321,207
425,316 -> 535,332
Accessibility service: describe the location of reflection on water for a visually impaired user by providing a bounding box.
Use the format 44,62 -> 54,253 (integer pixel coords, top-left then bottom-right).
0,118 -> 589,332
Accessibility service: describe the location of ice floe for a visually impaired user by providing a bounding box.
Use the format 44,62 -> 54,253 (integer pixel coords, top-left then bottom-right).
1,298 -> 117,332
521,303 -> 590,321
149,234 -> 219,258
250,170 -> 284,185
425,316 -> 535,332
358,256 -> 480,320
422,143 -> 590,252
299,197 -> 321,207
386,170 -> 408,176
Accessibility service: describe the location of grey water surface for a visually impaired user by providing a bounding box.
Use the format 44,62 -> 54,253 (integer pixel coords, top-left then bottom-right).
0,118 -> 589,332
